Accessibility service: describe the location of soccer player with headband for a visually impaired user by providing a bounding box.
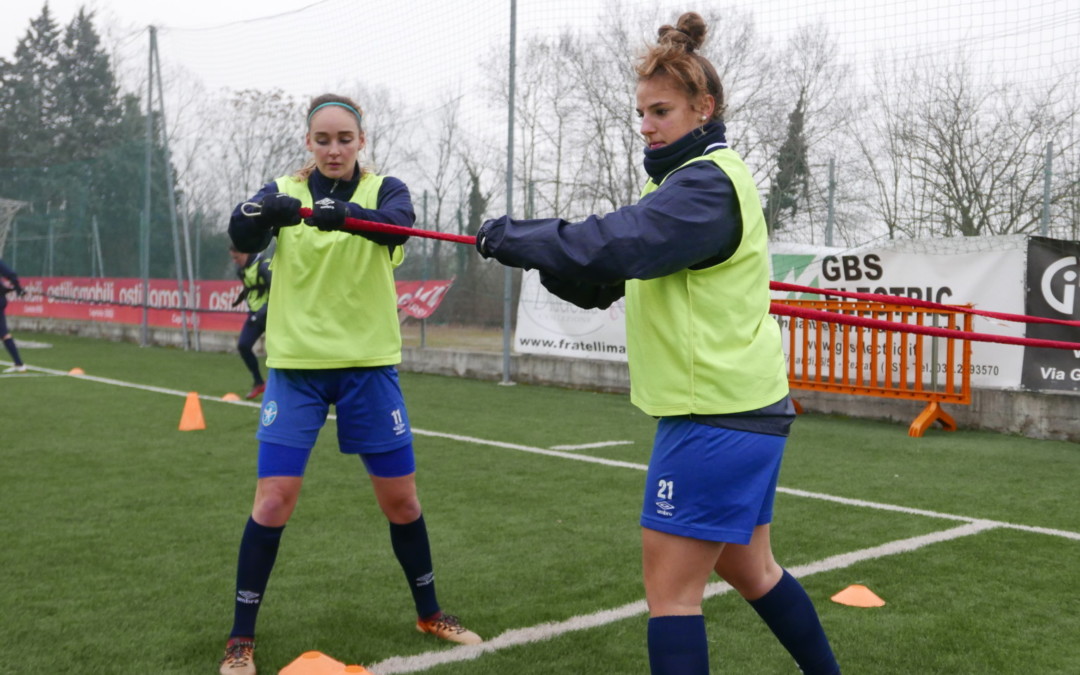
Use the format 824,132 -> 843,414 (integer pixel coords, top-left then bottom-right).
218,92 -> 481,675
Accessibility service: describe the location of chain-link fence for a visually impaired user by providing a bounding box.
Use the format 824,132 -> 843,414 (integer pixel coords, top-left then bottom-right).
2,0 -> 1078,337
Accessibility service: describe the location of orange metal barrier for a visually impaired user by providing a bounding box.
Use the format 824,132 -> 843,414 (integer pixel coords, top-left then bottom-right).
775,299 -> 973,437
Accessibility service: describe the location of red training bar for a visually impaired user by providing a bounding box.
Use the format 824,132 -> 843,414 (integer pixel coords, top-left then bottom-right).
297,207 -> 477,245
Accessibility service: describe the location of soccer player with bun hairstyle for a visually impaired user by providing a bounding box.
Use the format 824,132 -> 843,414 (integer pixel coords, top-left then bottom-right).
476,12 -> 840,675
218,92 -> 481,675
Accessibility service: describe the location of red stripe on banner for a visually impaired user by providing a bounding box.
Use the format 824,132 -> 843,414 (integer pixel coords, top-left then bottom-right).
7,276 -> 455,329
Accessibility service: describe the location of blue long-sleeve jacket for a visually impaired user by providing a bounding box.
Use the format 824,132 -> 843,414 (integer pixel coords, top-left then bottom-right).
0,259 -> 20,305
480,123 -> 794,434
229,163 -> 414,254
0,259 -> 19,288
480,123 -> 742,308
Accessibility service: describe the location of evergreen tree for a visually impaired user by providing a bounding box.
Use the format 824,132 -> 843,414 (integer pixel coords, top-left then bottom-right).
57,9 -> 124,160
0,4 -> 176,278
0,5 -> 62,169
764,91 -> 810,233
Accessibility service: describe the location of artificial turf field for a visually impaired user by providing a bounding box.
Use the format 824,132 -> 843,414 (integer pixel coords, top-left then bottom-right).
1,331 -> 1078,674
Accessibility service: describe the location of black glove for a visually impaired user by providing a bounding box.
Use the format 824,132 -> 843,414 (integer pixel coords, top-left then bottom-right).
476,219 -> 496,258
231,288 -> 248,307
14,284 -> 25,297
256,193 -> 302,228
540,271 -> 624,310
305,197 -> 349,232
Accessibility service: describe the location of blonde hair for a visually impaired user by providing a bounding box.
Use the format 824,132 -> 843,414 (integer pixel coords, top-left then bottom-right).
636,12 -> 726,121
294,93 -> 366,181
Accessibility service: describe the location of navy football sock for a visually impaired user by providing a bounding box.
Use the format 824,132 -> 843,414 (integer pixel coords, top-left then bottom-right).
238,346 -> 262,384
389,515 -> 440,618
3,337 -> 22,366
647,615 -> 710,675
748,569 -> 840,674
229,516 -> 285,639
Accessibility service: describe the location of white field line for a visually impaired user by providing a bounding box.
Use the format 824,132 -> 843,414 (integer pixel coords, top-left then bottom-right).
20,364 -> 264,404
12,340 -> 53,349
367,520 -> 1001,674
549,440 -> 635,450
30,365 -> 1080,544
23,362 -> 1080,542
29,365 -> 1080,672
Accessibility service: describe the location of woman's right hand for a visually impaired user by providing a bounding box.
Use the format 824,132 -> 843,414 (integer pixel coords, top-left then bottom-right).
256,193 -> 303,228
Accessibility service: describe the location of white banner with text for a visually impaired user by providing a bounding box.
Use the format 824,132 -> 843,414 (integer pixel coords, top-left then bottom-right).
513,235 -> 1080,392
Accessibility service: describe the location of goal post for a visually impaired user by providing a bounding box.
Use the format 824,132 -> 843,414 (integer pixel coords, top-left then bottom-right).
0,198 -> 29,259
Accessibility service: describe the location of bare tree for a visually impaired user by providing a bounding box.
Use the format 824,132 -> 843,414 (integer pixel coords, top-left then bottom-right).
207,89 -> 306,204
406,93 -> 465,279
907,57 -> 1076,236
761,23 -> 853,244
512,33 -> 583,218
561,4 -> 649,215
341,81 -> 411,176
698,7 -> 779,173
846,59 -> 926,241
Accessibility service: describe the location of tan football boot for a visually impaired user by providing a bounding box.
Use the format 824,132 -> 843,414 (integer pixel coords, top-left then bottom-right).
415,613 -> 483,645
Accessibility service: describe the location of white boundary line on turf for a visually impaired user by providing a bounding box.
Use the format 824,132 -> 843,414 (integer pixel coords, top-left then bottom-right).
367,520 -> 1001,674
36,367 -> 1080,543
549,440 -> 635,450
413,429 -> 1080,541
37,367 -> 1080,542
24,365 -> 263,406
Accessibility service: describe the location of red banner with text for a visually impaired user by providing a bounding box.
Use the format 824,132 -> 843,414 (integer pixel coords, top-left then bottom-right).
6,276 -> 454,330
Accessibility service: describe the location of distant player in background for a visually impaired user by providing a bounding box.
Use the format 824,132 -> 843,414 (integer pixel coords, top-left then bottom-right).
218,92 -> 481,675
229,245 -> 271,399
475,12 -> 840,675
0,258 -> 27,373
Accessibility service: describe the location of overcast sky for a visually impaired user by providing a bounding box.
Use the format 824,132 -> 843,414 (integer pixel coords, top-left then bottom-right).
1,0 -> 317,59
3,1 -> 1077,108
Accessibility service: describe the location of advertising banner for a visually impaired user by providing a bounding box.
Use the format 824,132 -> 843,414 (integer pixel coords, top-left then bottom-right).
513,236 -> 1066,391
513,269 -> 627,362
771,240 -> 1027,390
7,276 -> 455,330
1021,237 -> 1080,392
395,279 -> 455,319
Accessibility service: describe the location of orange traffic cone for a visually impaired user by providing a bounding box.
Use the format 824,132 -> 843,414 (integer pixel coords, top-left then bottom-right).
68,367 -> 85,375
221,392 -> 241,402
279,651 -> 373,674
831,584 -> 885,607
179,392 -> 206,431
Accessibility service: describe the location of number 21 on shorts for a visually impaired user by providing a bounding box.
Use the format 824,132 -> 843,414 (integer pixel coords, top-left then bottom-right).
656,479 -> 674,500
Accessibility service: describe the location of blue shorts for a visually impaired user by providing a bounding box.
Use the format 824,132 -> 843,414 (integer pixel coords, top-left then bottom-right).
258,441 -> 416,479
640,417 -> 785,545
256,367 -> 414,473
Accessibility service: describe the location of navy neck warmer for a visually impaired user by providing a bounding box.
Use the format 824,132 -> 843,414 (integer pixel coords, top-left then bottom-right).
642,121 -> 728,182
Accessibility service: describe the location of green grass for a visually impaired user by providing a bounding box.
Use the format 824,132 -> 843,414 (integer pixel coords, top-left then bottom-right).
1,331 -> 1078,674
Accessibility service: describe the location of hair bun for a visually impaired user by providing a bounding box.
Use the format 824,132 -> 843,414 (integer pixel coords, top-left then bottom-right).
659,12 -> 706,52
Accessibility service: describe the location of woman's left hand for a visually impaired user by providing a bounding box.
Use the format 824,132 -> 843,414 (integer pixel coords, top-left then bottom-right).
305,197 -> 349,232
